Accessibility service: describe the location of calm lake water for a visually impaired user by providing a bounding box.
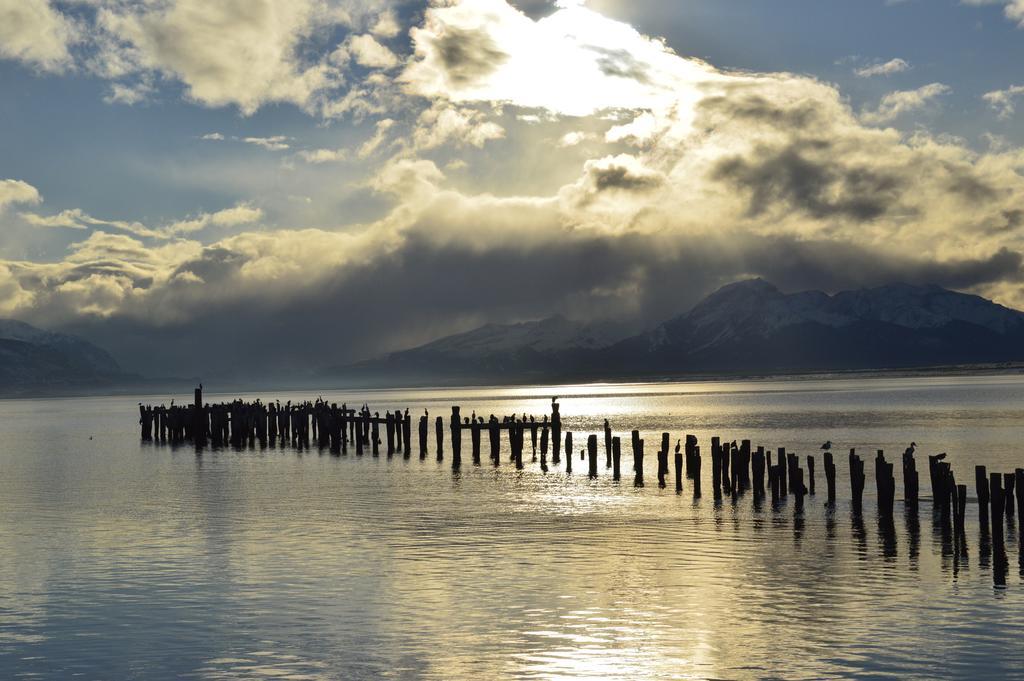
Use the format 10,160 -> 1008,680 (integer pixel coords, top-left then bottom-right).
2,374 -> 1024,679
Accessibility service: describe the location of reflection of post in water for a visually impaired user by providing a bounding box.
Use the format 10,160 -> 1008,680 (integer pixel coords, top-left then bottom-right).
904,506 -> 920,569
877,514 -> 897,559
990,473 -> 1008,587
851,511 -> 868,560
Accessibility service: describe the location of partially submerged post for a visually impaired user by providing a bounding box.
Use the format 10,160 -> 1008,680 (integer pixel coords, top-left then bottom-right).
612,437 -> 622,481
976,465 -> 990,530
587,434 -> 598,479
604,420 -> 612,469
849,449 -> 865,513
632,434 -> 644,487
435,416 -> 444,462
824,451 -> 836,507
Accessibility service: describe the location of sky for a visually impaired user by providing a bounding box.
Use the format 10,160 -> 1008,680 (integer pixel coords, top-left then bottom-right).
2,0 -> 1024,378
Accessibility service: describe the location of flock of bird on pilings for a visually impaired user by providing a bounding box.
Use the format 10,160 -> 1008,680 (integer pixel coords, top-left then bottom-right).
139,387 -> 1024,551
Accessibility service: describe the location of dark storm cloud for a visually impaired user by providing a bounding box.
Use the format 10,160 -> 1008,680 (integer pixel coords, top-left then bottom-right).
712,142 -> 905,221
589,162 -> 664,193
584,46 -> 652,84
51,225 -> 1023,378
432,25 -> 509,86
698,93 -> 823,129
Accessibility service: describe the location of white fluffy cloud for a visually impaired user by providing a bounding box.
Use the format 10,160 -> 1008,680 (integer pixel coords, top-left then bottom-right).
0,179 -> 41,211
984,84 -> 1024,119
94,0 -> 342,114
854,58 -> 911,78
0,0 -> 77,72
3,0 -> 1024,375
861,83 -> 951,124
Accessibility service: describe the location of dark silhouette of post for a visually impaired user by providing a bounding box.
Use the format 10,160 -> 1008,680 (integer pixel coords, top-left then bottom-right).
633,435 -> 644,488
604,420 -> 612,468
450,407 -> 461,469
849,449 -> 865,514
435,416 -> 444,461
587,434 -> 598,478
612,437 -> 621,481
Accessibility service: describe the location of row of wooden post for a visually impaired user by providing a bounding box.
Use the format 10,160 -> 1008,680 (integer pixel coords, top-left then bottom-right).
145,392 -> 1024,540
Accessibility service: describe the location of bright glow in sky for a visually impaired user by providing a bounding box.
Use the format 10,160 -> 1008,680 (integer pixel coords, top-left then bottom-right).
1,0 -> 1024,375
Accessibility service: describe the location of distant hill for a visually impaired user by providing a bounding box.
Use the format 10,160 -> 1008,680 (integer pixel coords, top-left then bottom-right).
334,315 -> 634,382
0,319 -> 133,395
335,280 -> 1024,384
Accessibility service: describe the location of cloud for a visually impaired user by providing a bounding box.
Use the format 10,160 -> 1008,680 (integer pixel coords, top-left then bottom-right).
411,104 -> 505,151
21,208 -> 90,230
558,131 -> 590,147
401,0 -> 716,117
861,83 -> 951,124
371,10 -> 401,39
296,147 -> 348,164
19,203 -> 262,239
243,136 -> 292,151
984,84 -> 1024,119
0,0 -> 77,72
962,0 -> 1024,26
164,204 -> 264,236
854,58 -> 911,78
343,34 -> 400,70
201,132 -> 225,141
358,118 -> 397,158
3,0 -> 1024,379
94,0 -> 345,115
0,179 -> 41,211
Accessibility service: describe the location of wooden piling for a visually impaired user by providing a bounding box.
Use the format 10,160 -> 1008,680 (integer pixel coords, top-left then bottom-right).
752,446 -> 766,496
403,411 -> 411,457
824,451 -> 836,507
1004,472 -> 1016,519
692,446 -> 701,498
902,448 -> 919,509
711,437 -> 722,494
565,432 -> 573,473
807,455 -> 815,496
778,447 -> 788,496
386,411 -> 395,457
1016,469 -> 1024,532
551,401 -> 561,466
976,465 -> 990,529
435,415 -> 444,461
514,420 -> 524,470
990,473 -> 1005,546
450,407 -> 461,469
418,414 -> 428,459
604,420 -> 612,469
633,437 -> 644,488
875,451 -> 895,518
612,437 -> 621,481
849,449 -> 865,513
674,448 -> 683,493
587,434 -> 598,479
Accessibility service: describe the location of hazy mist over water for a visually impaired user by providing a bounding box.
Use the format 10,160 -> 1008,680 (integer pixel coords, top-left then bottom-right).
2,374 -> 1024,679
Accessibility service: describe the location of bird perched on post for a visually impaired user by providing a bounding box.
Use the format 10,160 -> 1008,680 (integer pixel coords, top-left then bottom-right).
821,441 -> 832,451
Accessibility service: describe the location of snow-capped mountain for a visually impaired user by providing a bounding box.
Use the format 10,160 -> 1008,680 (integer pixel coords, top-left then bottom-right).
0,319 -> 127,393
624,279 -> 1024,373
337,280 -> 1024,384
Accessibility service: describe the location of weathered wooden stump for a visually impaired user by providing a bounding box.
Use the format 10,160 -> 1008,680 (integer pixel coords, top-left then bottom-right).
565,432 -> 572,473
824,451 -> 836,507
849,449 -> 865,513
604,420 -> 612,469
612,437 -> 622,481
633,436 -> 644,488
587,434 -> 598,479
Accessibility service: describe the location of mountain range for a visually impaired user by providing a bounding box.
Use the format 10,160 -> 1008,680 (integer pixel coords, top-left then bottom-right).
337,280 -> 1024,383
0,319 -> 134,395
